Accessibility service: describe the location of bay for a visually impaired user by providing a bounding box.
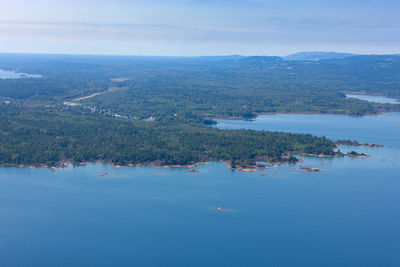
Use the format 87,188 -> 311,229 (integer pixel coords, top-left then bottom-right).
345,93 -> 400,104
1,113 -> 400,266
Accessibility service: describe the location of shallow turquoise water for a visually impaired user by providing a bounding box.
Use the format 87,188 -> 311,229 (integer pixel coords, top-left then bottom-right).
1,113 -> 400,266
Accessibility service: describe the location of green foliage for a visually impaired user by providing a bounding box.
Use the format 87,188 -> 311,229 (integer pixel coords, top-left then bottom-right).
0,106 -> 335,167
0,54 -> 398,167
1,54 -> 400,123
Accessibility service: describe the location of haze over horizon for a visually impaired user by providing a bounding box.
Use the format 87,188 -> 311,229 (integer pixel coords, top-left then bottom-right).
0,0 -> 399,56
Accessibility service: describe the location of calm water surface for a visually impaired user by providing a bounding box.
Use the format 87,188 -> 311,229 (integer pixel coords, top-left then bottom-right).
1,113 -> 400,266
0,69 -> 42,79
346,93 -> 400,104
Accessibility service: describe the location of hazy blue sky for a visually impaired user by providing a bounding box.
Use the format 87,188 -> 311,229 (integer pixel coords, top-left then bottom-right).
0,0 -> 399,56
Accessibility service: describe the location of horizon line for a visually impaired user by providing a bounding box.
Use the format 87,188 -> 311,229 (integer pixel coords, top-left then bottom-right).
1,51 -> 400,58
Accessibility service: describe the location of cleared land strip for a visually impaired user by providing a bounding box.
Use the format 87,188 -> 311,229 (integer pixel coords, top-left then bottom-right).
65,86 -> 128,106
72,92 -> 107,101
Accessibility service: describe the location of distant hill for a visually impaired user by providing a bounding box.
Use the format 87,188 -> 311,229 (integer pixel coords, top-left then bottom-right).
284,52 -> 356,61
197,55 -> 244,61
237,56 -> 283,65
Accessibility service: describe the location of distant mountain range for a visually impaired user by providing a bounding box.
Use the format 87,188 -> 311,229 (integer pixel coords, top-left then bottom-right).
284,52 -> 356,61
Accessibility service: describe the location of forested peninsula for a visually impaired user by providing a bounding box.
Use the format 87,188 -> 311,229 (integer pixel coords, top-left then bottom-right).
1,54 -> 399,168
0,105 -> 336,168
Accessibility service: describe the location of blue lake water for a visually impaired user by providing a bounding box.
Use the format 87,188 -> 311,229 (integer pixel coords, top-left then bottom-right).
346,93 -> 400,104
1,113 -> 400,266
0,69 -> 42,79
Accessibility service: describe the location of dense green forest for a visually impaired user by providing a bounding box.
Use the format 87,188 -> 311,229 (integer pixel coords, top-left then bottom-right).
0,53 -> 399,167
1,53 -> 400,122
0,105 -> 335,168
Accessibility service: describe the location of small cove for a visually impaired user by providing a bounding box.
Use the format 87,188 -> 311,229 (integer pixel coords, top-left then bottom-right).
345,93 -> 400,104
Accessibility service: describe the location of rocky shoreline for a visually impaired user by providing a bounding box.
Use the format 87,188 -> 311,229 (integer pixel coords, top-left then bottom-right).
335,140 -> 384,148
293,166 -> 322,172
0,147 -> 373,172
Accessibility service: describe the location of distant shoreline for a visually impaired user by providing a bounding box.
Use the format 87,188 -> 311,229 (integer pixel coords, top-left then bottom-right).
213,110 -> 400,123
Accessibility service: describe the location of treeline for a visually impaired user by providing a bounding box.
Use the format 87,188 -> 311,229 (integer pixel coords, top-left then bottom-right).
1,54 -> 400,123
0,106 -> 335,168
0,54 -> 397,168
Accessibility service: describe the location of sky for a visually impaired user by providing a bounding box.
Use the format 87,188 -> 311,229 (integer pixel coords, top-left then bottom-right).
0,0 -> 399,56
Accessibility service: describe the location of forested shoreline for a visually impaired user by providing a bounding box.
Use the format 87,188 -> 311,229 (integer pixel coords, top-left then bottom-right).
0,54 -> 398,168
0,105 -> 337,168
